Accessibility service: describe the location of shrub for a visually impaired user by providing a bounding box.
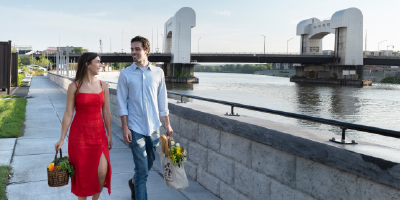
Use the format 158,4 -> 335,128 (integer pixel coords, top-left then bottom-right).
174,69 -> 179,78
381,76 -> 395,83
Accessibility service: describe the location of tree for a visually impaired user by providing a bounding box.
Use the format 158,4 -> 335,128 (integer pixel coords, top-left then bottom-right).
73,47 -> 84,53
18,56 -> 23,67
192,63 -> 273,74
30,56 -> 38,65
37,54 -> 50,67
20,56 -> 30,65
112,62 -> 131,70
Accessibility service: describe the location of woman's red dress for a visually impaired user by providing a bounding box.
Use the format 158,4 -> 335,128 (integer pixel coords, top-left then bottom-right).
68,81 -> 112,196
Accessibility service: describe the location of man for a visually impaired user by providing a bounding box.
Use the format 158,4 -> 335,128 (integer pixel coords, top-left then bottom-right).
117,36 -> 173,200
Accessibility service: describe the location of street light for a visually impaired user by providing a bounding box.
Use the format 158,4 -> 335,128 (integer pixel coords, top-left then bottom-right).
198,37 -> 201,54
387,45 -> 394,56
261,35 -> 265,54
160,34 -> 163,53
378,40 -> 387,51
287,38 -> 293,54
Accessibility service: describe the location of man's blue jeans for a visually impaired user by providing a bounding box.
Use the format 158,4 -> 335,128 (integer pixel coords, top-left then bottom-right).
129,130 -> 160,200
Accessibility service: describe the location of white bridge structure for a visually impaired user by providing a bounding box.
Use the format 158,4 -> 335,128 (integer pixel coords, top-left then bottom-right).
297,8 -> 363,66
162,7 -> 197,79
295,8 -> 364,81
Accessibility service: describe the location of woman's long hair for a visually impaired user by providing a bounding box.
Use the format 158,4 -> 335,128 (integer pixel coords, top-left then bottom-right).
74,52 -> 99,96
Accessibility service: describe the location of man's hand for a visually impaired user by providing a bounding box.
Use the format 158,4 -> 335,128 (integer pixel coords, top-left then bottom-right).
123,127 -> 132,143
165,124 -> 173,137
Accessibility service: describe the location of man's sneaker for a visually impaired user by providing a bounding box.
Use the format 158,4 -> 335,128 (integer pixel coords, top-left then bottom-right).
128,179 -> 135,200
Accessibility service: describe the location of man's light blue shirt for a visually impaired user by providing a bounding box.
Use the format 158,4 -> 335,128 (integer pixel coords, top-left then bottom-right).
117,63 -> 169,136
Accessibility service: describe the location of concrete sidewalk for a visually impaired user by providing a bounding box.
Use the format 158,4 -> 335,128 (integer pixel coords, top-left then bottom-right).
6,76 -> 219,200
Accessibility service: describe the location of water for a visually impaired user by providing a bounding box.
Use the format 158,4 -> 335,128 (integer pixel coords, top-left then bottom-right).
101,72 -> 400,149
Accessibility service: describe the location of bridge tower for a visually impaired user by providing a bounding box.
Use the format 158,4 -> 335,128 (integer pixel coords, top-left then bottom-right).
295,8 -> 363,82
162,7 -> 196,79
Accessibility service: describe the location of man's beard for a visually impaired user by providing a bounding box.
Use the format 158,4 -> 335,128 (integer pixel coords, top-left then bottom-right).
132,54 -> 141,62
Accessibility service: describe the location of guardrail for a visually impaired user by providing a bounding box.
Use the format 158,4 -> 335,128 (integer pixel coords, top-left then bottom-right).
33,52 -> 330,56
168,91 -> 400,144
190,52 -> 327,55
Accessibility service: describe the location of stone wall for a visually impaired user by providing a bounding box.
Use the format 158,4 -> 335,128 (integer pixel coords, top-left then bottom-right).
48,72 -> 400,200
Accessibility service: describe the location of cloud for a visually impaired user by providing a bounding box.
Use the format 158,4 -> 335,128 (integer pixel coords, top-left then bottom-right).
82,11 -> 112,17
213,10 -> 231,16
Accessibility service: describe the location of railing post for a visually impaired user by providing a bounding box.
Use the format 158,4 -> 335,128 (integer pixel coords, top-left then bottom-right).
329,127 -> 357,144
225,106 -> 239,116
341,127 -> 346,142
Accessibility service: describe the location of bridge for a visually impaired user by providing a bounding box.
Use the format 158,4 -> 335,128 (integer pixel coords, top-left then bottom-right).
44,7 -> 399,84
34,52 -> 400,66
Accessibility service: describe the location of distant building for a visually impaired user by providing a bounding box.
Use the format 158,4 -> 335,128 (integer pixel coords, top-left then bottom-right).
12,45 -> 33,55
46,46 -> 88,53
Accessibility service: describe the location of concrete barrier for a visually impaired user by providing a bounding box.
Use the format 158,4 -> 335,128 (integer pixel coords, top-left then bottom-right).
48,72 -> 400,200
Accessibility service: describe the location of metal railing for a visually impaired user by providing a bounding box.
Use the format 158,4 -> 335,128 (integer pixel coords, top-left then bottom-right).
190,52 -> 327,56
168,91 -> 400,144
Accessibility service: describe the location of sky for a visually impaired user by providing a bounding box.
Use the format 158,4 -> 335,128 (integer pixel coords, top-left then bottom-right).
1,0 -> 399,54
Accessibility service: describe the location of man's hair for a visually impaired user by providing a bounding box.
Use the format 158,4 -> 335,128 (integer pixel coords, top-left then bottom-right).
131,36 -> 150,56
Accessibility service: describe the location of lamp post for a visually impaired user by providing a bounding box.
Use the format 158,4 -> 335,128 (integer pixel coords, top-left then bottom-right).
387,45 -> 394,56
261,35 -> 265,54
287,38 -> 293,54
378,40 -> 387,51
198,37 -> 201,54
160,34 -> 163,53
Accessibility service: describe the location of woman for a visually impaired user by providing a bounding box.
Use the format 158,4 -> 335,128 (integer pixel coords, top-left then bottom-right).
54,52 -> 113,200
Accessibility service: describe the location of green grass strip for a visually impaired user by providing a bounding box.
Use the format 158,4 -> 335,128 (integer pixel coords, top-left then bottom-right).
0,165 -> 11,200
0,99 -> 27,138
11,74 -> 25,87
0,95 -> 24,99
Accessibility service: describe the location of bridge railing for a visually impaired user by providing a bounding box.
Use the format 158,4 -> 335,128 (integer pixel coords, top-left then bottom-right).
364,54 -> 400,59
190,52 -> 330,56
168,91 -> 400,144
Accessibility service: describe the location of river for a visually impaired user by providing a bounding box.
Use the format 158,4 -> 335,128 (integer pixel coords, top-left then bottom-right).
101,72 -> 400,149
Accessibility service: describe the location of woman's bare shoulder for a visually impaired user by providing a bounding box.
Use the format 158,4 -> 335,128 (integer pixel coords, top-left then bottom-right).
67,82 -> 78,92
101,81 -> 109,89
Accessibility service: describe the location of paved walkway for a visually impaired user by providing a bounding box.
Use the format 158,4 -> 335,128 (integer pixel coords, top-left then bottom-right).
0,86 -> 30,96
5,76 -> 219,200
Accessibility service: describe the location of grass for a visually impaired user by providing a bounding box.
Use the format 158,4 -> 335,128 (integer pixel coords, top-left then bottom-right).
0,95 -> 23,99
11,73 -> 25,87
0,165 -> 11,200
0,99 -> 27,138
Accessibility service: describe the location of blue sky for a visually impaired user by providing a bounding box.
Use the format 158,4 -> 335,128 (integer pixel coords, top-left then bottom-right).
1,0 -> 399,53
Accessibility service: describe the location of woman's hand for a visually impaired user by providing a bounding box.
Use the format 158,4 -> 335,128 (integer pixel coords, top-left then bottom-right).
54,140 -> 64,151
108,136 -> 113,150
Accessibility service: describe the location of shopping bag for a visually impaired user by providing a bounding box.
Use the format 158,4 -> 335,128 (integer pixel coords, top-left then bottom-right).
158,151 -> 189,190
158,135 -> 189,190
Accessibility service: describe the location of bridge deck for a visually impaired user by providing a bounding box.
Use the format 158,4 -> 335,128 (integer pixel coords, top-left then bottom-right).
33,53 -> 400,65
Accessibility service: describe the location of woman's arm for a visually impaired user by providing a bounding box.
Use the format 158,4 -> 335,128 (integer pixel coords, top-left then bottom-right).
55,83 -> 76,150
102,82 -> 113,150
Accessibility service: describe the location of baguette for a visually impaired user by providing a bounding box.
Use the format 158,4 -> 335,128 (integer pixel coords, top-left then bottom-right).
160,135 -> 167,153
164,139 -> 170,157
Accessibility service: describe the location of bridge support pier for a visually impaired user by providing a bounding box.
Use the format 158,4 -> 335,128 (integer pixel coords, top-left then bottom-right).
163,62 -> 198,83
292,65 -> 364,86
